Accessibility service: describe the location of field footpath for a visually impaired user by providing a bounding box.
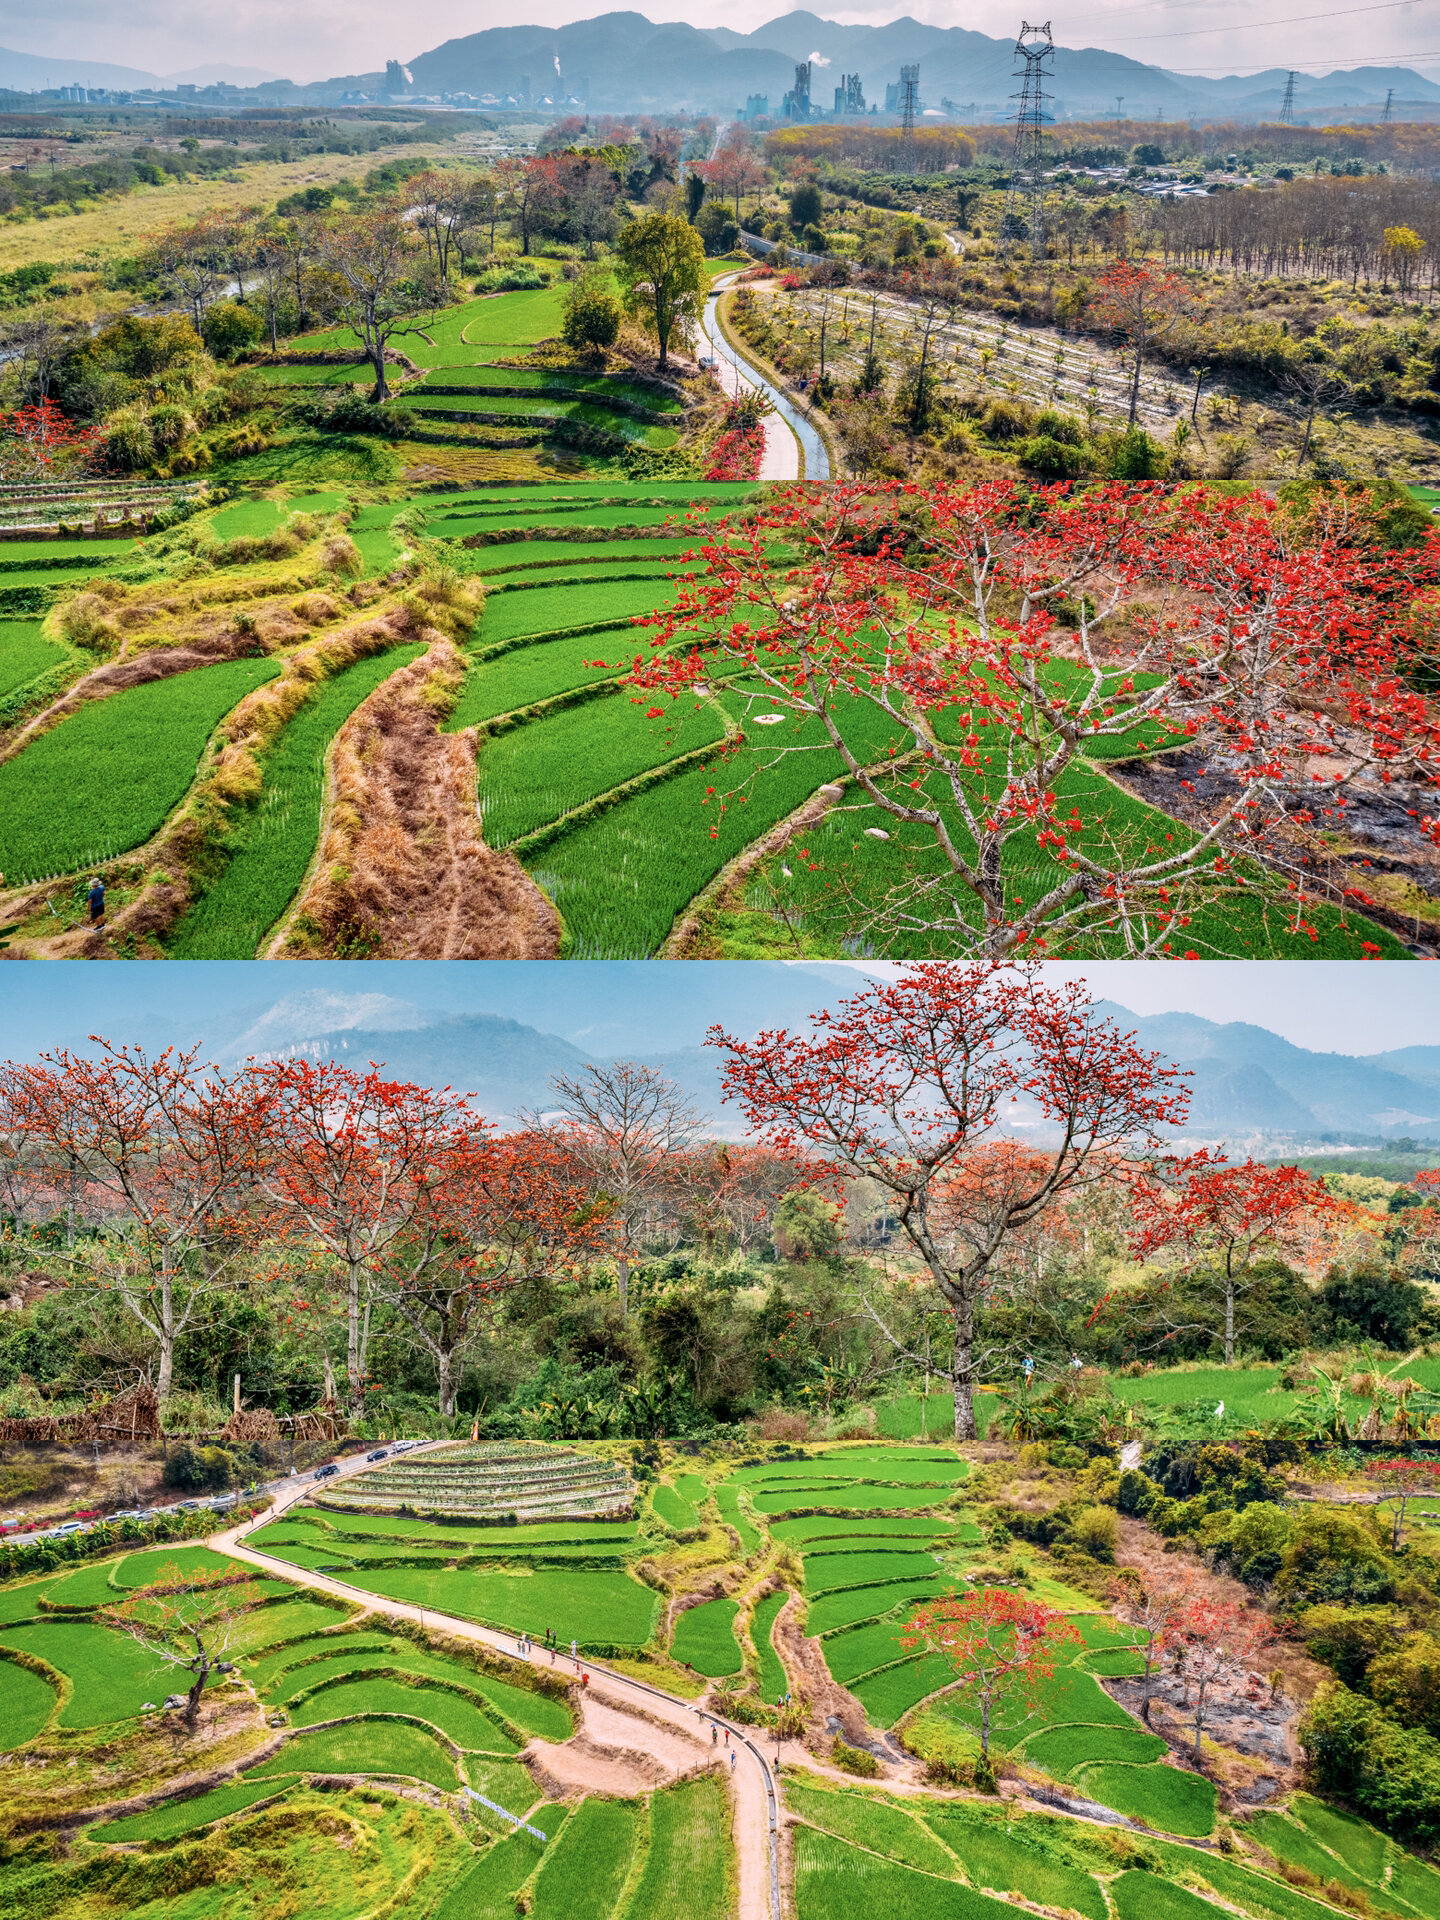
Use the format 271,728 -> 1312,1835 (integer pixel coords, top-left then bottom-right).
210,1472 -> 780,1920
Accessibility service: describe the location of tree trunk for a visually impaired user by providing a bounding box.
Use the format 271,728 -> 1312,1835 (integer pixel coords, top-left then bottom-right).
1128,334 -> 1143,426
1224,1277 -> 1235,1366
952,1297 -> 976,1442
370,342 -> 389,404
346,1261 -> 366,1418
438,1346 -> 455,1419
156,1263 -> 175,1403
184,1662 -> 207,1731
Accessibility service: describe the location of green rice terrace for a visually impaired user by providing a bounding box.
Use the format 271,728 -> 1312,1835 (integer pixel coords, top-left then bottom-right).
0,278 -> 1412,960
7,1416 -> 1440,1920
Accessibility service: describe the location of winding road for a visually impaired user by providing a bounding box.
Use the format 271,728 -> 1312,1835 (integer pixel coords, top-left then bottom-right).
703,275 -> 831,482
210,1466 -> 780,1920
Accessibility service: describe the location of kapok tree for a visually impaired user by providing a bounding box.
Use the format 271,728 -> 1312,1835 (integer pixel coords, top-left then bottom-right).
102,1560 -> 264,1731
1129,1157 -> 1342,1365
1090,259 -> 1193,426
902,1587 -> 1082,1759
0,399 -> 98,484
0,1042 -> 265,1401
628,479 -> 1440,959
1369,1458 -> 1440,1551
376,1128 -> 599,1416
1171,1594 -> 1272,1765
245,1059 -> 476,1419
711,962 -> 1189,1439
317,208 -> 447,402
542,1062 -> 700,1317
1108,1568 -> 1194,1724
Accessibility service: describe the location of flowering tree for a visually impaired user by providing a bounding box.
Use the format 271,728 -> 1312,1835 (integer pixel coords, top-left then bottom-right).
1090,259 -> 1193,425
1130,1157 -> 1342,1364
542,1062 -> 700,1316
697,137 -> 767,218
102,1560 -> 263,1731
1109,1569 -> 1194,1723
374,1128 -> 597,1416
902,1587 -> 1082,1756
0,1042 -> 265,1401
1369,1458 -> 1440,1551
245,1059 -> 475,1417
711,963 -> 1189,1438
628,479 -> 1440,959
0,398 -> 99,484
1172,1594 -> 1272,1765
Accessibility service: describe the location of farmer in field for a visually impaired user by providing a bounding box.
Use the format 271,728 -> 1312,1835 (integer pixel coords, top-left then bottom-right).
87,876 -> 106,927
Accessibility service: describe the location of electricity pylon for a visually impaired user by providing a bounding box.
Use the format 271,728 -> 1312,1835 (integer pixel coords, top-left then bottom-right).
1000,20 -> 1054,264
1278,70 -> 1297,124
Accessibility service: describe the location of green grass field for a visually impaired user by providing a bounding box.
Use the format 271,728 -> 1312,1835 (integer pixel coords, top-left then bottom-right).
478,687 -> 727,848
167,643 -> 426,957
0,1619 -> 184,1726
807,1579 -> 948,1636
792,1824 -> 1020,1920
1072,1761 -> 1215,1836
715,1484 -> 762,1554
628,1776 -> 733,1920
0,619 -> 67,703
265,1644 -> 570,1740
922,1809 -> 1108,1920
751,1589 -> 790,1703
530,1794 -> 638,1920
333,1562 -> 657,1647
291,1674 -> 518,1751
790,1781 -> 958,1875
89,1772 -> 298,1841
851,1651 -> 957,1725
0,657 -> 279,882
671,1597 -> 743,1677
802,1550 -> 943,1598
1023,1723 -> 1167,1776
0,1652 -> 57,1747
251,1716 -> 460,1790
434,1811 -> 564,1920
476,575 -> 685,649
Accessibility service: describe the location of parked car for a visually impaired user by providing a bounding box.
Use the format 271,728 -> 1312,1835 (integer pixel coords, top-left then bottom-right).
366,1449 -> 388,1463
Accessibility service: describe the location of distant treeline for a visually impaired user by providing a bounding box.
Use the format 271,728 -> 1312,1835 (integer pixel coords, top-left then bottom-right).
765,125 -> 978,175
967,117 -> 1440,174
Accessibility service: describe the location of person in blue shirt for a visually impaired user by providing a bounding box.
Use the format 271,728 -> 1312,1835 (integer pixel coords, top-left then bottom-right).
87,877 -> 106,927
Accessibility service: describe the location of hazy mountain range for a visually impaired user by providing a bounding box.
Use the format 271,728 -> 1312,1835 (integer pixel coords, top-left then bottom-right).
7,10 -> 1435,120
10,962 -> 1437,1148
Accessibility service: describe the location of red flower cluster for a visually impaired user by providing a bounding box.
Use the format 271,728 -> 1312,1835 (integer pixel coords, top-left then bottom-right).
704,422 -> 764,482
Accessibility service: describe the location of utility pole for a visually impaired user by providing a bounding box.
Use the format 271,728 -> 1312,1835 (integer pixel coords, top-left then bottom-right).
1279,70 -> 1297,125
1382,87 -> 1395,123
1000,21 -> 1054,265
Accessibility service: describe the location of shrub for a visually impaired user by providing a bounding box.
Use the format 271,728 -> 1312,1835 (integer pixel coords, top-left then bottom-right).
830,1734 -> 880,1776
1070,1506 -> 1118,1562
562,279 -> 623,359
163,1444 -> 243,1491
1300,1682 -> 1440,1847
980,397 -> 1037,441
203,300 -> 264,361
789,183 -> 823,231
1021,434 -> 1086,479
101,404 -> 155,471
1109,428 -> 1167,479
696,203 -> 740,254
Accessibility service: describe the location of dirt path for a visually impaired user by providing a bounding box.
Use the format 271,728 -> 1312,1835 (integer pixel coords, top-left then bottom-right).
281,638 -> 562,959
210,1479 -> 779,1920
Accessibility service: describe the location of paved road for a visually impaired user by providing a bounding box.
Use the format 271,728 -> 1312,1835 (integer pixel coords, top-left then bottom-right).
702,276 -> 830,482
210,1467 -> 780,1920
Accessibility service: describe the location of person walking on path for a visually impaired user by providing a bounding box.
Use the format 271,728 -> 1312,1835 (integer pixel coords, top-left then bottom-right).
87,876 -> 105,927
730,1749 -> 737,1771
711,1723 -> 718,1746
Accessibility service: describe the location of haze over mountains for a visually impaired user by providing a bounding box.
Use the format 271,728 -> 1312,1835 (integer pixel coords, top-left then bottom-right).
5,10 -> 1434,121
3,962 -> 1435,1148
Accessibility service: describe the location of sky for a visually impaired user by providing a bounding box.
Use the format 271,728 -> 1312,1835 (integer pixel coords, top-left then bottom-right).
1,959 -> 1437,1060
5,0 -> 1437,88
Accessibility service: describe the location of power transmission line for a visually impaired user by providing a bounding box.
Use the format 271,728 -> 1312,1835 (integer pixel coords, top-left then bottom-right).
1000,20 -> 1053,268
1278,69 -> 1298,121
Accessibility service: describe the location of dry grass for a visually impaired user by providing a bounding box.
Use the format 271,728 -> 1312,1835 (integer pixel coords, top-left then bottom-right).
0,143 -> 456,276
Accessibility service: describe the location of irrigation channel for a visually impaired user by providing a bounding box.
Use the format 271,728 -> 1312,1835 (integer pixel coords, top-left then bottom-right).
703,277 -> 831,481
212,1462 -> 781,1920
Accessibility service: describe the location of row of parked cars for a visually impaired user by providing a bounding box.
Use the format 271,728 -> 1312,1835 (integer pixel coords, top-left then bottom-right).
14,1438 -> 432,1542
